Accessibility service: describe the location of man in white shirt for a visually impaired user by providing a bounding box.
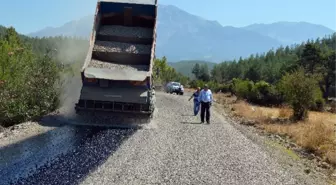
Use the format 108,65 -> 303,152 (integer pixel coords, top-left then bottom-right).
197,84 -> 213,124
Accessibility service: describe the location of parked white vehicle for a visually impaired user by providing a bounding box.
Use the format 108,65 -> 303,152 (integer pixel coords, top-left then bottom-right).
165,82 -> 184,95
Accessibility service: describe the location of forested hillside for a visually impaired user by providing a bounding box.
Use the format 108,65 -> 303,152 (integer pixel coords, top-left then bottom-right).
210,34 -> 336,98
186,33 -> 336,120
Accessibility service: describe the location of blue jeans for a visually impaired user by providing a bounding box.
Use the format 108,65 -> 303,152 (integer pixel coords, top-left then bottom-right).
193,100 -> 200,116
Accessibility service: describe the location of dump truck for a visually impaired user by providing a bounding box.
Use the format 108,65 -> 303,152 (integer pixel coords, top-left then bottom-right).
74,0 -> 158,120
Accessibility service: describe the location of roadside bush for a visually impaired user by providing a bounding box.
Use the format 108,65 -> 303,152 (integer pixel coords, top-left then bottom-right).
232,78 -> 253,100
204,81 -> 232,93
310,92 -> 325,111
207,81 -> 220,92
250,81 -> 283,106
216,84 -> 231,93
232,78 -> 283,106
0,28 -> 62,127
188,80 -> 198,88
188,80 -> 205,89
279,68 -> 323,121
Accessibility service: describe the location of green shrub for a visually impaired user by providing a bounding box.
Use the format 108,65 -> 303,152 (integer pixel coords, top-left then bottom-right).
188,80 -> 198,88
0,28 -> 62,127
310,88 -> 325,111
232,78 -> 253,99
207,81 -> 220,92
197,80 -> 206,89
251,81 -> 283,105
231,78 -> 283,105
188,80 -> 205,89
217,84 -> 231,93
279,68 -> 323,120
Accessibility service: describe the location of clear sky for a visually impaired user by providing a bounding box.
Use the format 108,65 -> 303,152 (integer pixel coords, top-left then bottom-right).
0,0 -> 335,34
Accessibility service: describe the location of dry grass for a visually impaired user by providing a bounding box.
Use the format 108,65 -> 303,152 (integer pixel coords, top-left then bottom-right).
215,93 -> 336,166
214,93 -> 237,105
278,107 -> 292,118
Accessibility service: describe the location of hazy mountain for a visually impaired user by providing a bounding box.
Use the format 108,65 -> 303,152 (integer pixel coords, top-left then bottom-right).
243,21 -> 335,45
155,5 -> 283,62
28,5 -> 283,62
28,5 -> 333,62
29,15 -> 93,38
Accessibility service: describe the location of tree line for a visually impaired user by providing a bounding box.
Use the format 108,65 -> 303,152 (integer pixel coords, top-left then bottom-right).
189,33 -> 335,120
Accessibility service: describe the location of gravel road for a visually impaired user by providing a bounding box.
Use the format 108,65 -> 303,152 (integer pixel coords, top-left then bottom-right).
1,91 -> 327,185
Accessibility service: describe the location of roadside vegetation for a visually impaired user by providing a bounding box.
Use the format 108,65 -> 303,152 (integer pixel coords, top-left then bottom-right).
0,26 -> 88,127
214,93 -> 336,167
183,33 -> 336,167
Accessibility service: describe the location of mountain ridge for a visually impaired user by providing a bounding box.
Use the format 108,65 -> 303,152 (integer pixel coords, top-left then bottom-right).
27,5 -> 334,62
242,21 -> 334,45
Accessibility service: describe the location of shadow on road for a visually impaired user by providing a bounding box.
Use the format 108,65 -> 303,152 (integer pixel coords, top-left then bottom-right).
0,125 -> 86,184
3,123 -> 138,185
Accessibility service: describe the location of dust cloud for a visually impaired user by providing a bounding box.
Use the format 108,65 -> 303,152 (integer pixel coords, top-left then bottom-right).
54,37 -> 90,111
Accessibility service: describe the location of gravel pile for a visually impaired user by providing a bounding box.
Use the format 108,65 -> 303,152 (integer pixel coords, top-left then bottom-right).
93,41 -> 151,54
5,92 -> 325,185
88,59 -> 149,71
99,25 -> 153,38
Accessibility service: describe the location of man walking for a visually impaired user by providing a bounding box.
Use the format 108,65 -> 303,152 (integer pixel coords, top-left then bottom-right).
188,87 -> 201,116
198,84 -> 213,124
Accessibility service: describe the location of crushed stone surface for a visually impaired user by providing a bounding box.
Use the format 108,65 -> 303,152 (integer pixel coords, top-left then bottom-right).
93,41 -> 151,54
88,59 -> 149,71
98,25 -> 153,39
1,92 -> 326,185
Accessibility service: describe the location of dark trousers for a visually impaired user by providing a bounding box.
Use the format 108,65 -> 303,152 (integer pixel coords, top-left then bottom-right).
200,102 -> 210,122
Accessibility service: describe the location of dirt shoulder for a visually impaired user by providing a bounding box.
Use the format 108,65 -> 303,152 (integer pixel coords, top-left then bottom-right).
213,93 -> 336,184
